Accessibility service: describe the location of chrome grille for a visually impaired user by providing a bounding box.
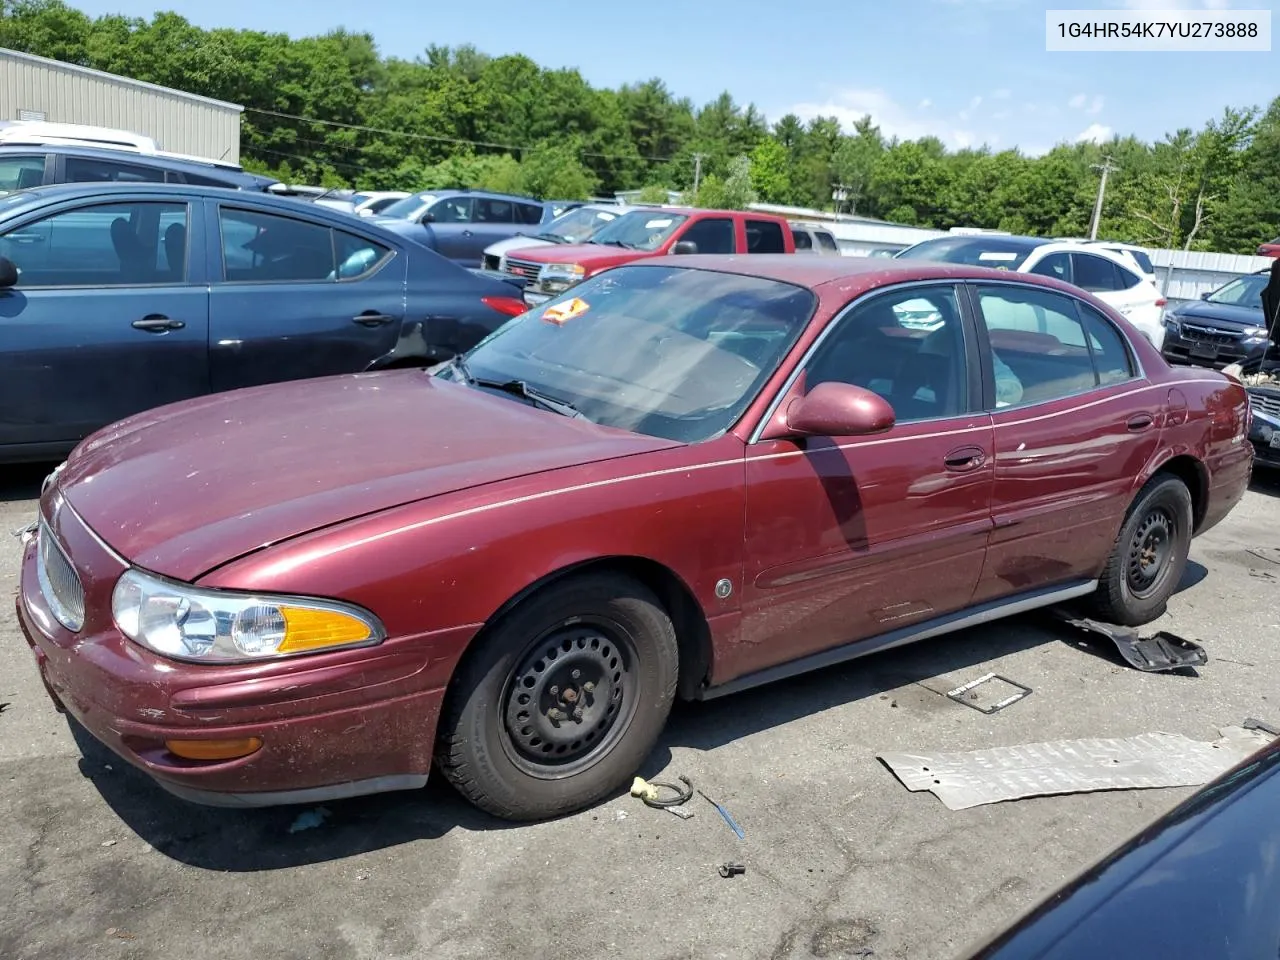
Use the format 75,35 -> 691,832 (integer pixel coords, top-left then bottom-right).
1180,323 -> 1238,346
1249,391 -> 1280,419
504,257 -> 544,281
37,520 -> 85,631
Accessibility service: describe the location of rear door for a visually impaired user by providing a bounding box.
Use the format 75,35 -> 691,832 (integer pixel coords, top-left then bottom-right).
206,201 -> 407,391
743,218 -> 788,254
967,281 -> 1160,604
677,217 -> 736,255
470,198 -> 530,265
0,197 -> 209,449
1071,251 -> 1162,346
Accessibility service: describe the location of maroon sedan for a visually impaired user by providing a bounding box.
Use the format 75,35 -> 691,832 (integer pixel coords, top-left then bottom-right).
17,256 -> 1251,820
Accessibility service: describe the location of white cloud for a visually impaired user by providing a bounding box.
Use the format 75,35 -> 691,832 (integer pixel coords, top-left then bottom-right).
1086,95 -> 1105,115
993,88 -> 1012,99
1068,93 -> 1088,109
788,87 -> 981,150
918,98 -> 933,109
1075,123 -> 1114,143
969,95 -> 983,110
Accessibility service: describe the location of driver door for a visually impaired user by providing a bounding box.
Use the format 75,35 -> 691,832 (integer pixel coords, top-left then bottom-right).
732,283 -> 995,681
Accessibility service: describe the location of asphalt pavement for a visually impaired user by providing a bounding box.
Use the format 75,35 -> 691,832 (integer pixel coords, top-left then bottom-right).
2,461 -> 1279,960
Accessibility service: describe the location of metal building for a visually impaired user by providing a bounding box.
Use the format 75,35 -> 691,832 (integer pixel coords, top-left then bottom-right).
0,47 -> 242,162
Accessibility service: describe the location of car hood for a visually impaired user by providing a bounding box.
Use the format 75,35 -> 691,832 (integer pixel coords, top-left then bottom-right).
486,235 -> 554,257
56,372 -> 678,581
506,243 -> 653,269
1171,301 -> 1263,327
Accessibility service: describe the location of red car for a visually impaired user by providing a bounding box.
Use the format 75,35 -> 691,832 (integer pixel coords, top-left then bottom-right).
506,207 -> 796,306
17,256 -> 1251,821
1257,237 -> 1280,258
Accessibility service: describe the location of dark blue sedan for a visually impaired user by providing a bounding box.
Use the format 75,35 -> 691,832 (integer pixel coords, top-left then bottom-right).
1160,270 -> 1271,369
0,182 -> 528,463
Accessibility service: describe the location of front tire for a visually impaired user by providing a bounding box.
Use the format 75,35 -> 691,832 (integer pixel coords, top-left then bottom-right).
1089,474 -> 1192,625
436,573 -> 679,821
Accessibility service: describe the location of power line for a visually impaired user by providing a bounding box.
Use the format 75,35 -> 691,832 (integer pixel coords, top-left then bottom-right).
242,105 -> 675,163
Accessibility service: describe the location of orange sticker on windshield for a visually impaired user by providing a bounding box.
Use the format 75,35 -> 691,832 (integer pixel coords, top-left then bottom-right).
542,297 -> 590,325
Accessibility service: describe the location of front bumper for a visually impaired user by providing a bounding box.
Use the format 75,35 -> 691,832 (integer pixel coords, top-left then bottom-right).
15,502 -> 465,807
523,289 -> 552,307
1162,328 -> 1263,370
1247,399 -> 1280,466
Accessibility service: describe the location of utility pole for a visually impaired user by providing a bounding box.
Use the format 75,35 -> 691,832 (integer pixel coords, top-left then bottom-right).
1088,156 -> 1119,240
832,183 -> 851,217
692,153 -> 705,197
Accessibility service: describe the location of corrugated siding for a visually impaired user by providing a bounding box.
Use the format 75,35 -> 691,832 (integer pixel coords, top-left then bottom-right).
0,50 -> 240,162
1150,249 -> 1275,303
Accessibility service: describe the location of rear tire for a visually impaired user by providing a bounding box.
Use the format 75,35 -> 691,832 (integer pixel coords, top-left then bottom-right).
435,573 -> 678,821
1088,474 -> 1192,625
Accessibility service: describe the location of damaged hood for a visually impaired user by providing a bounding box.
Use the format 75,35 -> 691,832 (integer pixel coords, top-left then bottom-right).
55,371 -> 677,581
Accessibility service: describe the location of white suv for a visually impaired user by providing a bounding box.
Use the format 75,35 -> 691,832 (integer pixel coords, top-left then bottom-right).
896,235 -> 1168,348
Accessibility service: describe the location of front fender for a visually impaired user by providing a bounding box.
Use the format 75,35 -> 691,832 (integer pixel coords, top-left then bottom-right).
198,439 -> 748,690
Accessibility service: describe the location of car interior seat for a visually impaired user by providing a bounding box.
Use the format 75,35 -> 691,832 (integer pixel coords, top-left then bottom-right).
162,222 -> 186,281
109,217 -> 150,282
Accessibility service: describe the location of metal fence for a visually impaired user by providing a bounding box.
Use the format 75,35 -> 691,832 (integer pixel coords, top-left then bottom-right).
1150,249 -> 1274,305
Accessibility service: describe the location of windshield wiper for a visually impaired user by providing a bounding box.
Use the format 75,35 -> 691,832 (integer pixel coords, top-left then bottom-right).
450,357 -> 583,418
475,378 -> 584,419
533,232 -> 568,243
602,239 -> 635,249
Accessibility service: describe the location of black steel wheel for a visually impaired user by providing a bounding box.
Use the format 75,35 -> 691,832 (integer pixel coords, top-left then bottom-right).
1090,474 -> 1193,626
435,573 -> 679,821
500,621 -> 639,778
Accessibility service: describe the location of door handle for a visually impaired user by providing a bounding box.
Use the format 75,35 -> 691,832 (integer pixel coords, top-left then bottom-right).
132,315 -> 184,333
944,445 -> 987,472
352,311 -> 396,327
1127,413 -> 1155,431
9,234 -> 44,244
460,229 -> 474,237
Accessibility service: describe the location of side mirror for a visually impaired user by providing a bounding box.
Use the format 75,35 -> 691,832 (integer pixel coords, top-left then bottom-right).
786,382 -> 895,437
0,257 -> 17,289
421,212 -> 436,224
1200,291 -> 1211,300
671,241 -> 698,255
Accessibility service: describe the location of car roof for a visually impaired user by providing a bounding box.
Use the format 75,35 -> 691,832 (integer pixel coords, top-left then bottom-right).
408,188 -> 543,204
0,181 -> 407,236
0,142 -> 272,185
910,233 -> 1052,252
618,253 -> 1085,293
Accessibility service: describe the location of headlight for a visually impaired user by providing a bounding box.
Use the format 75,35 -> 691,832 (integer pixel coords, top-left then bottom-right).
111,568 -> 384,663
1244,326 -> 1269,339
538,262 -> 586,293
1163,314 -> 1180,333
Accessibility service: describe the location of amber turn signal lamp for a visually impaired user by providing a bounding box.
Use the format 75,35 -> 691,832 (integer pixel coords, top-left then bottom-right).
165,737 -> 263,761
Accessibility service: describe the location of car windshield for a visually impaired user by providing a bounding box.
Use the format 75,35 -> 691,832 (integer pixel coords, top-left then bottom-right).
447,265 -> 816,442
542,206 -> 619,243
379,193 -> 434,220
1206,275 -> 1266,309
589,211 -> 688,251
896,236 -> 1042,270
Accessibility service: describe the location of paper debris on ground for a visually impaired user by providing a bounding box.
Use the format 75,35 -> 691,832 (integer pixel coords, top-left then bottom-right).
878,727 -> 1275,811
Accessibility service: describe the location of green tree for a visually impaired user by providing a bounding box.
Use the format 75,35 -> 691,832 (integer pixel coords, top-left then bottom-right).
748,137 -> 791,203
517,140 -> 599,199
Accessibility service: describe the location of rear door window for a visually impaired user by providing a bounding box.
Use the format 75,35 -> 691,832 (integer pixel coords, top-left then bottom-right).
64,156 -> 165,183
1028,251 -> 1071,282
791,229 -> 813,250
518,202 -> 544,225
816,231 -> 838,251
218,208 -> 335,282
745,219 -> 786,253
1071,253 -> 1126,292
334,230 -> 393,279
0,155 -> 46,190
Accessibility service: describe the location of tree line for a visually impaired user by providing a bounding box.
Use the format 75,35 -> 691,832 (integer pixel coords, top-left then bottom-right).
2,0 -> 1277,253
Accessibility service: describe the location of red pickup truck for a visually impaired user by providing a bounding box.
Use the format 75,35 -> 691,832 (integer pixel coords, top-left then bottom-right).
504,207 -> 796,305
